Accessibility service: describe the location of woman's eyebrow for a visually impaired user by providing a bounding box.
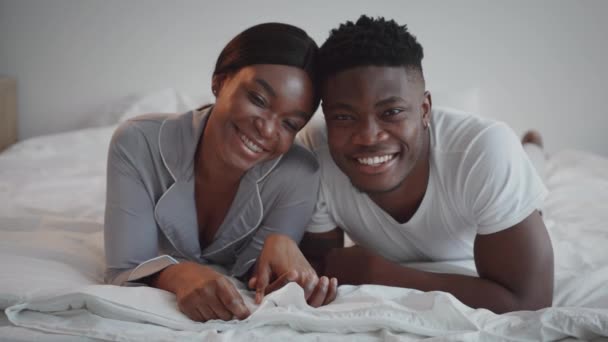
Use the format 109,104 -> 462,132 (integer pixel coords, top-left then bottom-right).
294,111 -> 311,121
254,78 -> 277,98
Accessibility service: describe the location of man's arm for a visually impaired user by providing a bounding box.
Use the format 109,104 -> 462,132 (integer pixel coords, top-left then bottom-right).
300,228 -> 344,274
311,211 -> 553,314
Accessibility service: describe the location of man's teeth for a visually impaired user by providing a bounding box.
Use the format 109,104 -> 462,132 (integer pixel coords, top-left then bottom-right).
240,134 -> 263,153
357,154 -> 395,166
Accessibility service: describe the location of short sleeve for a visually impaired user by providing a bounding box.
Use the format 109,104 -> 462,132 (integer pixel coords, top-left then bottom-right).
306,180 -> 338,233
297,119 -> 338,234
461,123 -> 548,235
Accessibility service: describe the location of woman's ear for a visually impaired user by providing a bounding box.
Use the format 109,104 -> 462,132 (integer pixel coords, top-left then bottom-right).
211,74 -> 227,97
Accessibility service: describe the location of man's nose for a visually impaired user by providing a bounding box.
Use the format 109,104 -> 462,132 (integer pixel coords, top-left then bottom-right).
352,118 -> 388,145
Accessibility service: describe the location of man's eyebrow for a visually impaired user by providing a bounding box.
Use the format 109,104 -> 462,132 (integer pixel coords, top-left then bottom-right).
324,102 -> 355,111
254,78 -> 277,98
374,96 -> 407,108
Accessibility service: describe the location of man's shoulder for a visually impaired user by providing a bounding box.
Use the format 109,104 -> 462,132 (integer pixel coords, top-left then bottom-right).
431,107 -> 508,155
297,113 -> 328,152
296,115 -> 340,172
430,108 -> 520,199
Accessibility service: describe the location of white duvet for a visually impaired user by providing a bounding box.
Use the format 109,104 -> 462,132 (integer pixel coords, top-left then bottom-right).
1,110 -> 608,340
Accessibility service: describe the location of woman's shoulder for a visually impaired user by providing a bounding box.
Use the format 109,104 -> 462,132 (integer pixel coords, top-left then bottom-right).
278,142 -> 320,175
258,142 -> 320,190
109,113 -> 180,153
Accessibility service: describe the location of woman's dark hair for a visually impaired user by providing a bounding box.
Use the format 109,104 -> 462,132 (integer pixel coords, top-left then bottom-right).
214,23 -> 320,111
318,15 -> 424,84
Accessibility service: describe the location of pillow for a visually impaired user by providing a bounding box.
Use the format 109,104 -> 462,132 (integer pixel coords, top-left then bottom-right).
86,88 -> 212,127
117,88 -> 208,123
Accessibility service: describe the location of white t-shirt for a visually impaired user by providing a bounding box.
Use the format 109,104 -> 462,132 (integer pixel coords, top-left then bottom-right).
298,107 -> 548,263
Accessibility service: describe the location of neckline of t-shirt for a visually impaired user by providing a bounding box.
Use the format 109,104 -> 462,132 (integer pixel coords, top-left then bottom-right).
362,157 -> 435,227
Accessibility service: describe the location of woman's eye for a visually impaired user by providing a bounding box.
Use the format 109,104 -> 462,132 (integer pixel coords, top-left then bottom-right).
283,120 -> 299,132
333,114 -> 353,121
248,92 -> 266,107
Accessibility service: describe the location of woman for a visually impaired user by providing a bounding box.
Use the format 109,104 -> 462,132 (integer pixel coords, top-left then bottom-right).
104,23 -> 337,322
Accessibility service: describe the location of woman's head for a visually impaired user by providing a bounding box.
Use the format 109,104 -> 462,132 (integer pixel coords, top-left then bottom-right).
214,23 -> 318,97
207,23 -> 320,172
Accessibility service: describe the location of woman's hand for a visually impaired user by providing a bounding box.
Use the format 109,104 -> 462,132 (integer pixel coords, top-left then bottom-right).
153,262 -> 250,322
249,234 -> 338,307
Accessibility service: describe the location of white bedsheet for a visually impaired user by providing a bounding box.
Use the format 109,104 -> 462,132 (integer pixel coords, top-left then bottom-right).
5,282 -> 608,341
1,123 -> 608,341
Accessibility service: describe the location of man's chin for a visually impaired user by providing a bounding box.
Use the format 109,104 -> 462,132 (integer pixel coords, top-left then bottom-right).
350,179 -> 402,195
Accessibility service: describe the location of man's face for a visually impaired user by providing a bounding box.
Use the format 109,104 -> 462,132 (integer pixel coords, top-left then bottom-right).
321,66 -> 431,194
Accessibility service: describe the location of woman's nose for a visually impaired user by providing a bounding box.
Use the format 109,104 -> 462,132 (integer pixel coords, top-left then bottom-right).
254,116 -> 278,139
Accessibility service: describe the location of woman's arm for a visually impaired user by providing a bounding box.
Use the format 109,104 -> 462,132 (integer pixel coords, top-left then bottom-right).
104,123 -> 178,285
237,148 -> 337,306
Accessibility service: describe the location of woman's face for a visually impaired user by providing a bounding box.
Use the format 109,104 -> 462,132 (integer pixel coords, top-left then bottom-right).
209,64 -> 315,172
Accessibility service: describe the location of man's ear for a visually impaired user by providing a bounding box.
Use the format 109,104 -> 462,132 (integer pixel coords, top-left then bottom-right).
211,74 -> 228,97
422,90 -> 432,126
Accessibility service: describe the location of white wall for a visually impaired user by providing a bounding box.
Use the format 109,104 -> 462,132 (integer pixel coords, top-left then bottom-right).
1,0 -> 607,156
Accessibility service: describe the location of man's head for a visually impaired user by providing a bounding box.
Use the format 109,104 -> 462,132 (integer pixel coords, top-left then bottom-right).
318,15 -> 432,194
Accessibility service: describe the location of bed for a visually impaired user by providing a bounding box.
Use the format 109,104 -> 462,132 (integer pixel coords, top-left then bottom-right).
1,91 -> 608,341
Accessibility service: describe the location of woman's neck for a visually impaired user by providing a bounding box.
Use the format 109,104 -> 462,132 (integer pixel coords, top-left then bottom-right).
195,121 -> 244,188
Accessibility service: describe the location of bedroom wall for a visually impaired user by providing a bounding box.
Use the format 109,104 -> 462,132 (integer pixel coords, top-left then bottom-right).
1,0 -> 607,156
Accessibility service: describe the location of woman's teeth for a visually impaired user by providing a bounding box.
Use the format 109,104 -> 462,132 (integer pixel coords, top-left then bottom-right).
240,134 -> 263,153
357,154 -> 396,166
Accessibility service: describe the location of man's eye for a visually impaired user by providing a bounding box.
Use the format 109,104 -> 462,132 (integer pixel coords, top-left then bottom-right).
248,92 -> 266,107
333,114 -> 353,121
383,108 -> 403,117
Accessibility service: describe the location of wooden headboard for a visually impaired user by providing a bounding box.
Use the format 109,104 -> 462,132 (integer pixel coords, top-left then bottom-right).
0,78 -> 17,152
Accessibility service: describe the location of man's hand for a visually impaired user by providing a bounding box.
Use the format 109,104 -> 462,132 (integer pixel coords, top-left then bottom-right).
153,262 -> 250,322
249,234 -> 338,307
324,245 -> 380,285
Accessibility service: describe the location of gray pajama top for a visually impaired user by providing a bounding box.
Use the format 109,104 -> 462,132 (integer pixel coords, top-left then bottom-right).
104,106 -> 320,285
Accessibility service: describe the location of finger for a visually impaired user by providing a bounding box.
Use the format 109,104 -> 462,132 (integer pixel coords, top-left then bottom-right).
307,276 -> 329,308
197,305 -> 214,322
323,277 -> 338,305
205,282 -> 233,322
248,276 -> 257,290
255,265 -> 271,304
217,278 -> 250,320
208,298 -> 233,321
178,295 -> 206,322
181,304 -> 205,322
301,272 -> 319,300
265,270 -> 299,294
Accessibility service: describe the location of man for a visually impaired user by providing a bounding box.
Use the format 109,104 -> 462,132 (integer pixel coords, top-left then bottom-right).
297,15 -> 554,313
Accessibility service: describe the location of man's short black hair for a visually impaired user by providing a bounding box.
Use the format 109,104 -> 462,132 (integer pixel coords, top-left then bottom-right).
319,15 -> 424,83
